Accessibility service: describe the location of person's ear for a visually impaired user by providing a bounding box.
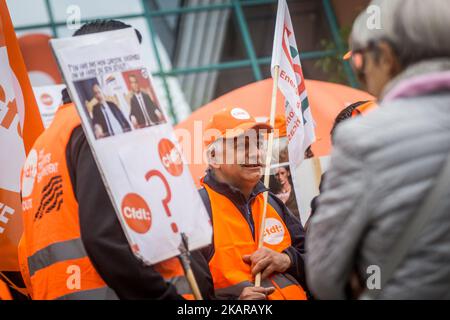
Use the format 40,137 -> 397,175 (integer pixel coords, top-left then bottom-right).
377,41 -> 402,77
208,149 -> 221,170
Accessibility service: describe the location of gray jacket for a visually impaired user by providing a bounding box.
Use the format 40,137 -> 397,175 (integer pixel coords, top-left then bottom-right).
306,59 -> 450,300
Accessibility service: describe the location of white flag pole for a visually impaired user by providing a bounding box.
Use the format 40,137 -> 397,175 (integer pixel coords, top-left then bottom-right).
255,65 -> 280,287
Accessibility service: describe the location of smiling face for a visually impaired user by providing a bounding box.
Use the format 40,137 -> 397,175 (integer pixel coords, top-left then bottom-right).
210,131 -> 265,192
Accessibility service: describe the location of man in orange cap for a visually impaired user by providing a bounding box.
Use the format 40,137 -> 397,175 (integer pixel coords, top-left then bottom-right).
199,106 -> 308,300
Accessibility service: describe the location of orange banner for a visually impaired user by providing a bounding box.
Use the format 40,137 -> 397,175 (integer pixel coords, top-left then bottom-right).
0,0 -> 44,271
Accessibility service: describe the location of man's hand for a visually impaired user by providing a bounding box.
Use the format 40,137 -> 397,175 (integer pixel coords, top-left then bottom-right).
94,124 -> 105,139
242,247 -> 291,280
130,115 -> 139,129
238,286 -> 275,300
155,109 -> 164,122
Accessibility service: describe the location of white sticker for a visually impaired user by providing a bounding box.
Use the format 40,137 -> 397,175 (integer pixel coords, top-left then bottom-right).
230,107 -> 251,120
263,217 -> 285,245
22,149 -> 38,198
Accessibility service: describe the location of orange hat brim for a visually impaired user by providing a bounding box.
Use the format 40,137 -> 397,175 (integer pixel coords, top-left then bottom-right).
205,122 -> 273,146
222,122 -> 273,140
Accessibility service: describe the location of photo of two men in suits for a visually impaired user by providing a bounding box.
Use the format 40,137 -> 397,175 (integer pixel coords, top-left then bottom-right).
74,72 -> 167,140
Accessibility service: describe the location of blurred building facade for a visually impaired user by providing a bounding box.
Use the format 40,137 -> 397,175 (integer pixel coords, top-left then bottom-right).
8,0 -> 369,123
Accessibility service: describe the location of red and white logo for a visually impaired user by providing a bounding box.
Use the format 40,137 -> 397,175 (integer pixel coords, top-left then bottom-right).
158,138 -> 183,177
230,107 -> 250,120
40,93 -> 53,107
121,193 -> 152,234
21,149 -> 38,197
263,218 -> 285,245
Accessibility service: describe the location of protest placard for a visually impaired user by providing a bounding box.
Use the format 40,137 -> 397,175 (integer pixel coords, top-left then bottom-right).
51,29 -> 212,265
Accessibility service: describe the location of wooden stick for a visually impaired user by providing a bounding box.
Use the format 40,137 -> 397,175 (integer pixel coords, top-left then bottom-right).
255,65 -> 280,287
185,267 -> 203,300
312,157 -> 323,193
178,233 -> 203,300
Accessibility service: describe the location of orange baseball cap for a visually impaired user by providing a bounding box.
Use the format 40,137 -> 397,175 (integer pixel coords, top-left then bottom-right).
204,107 -> 272,146
268,114 -> 287,138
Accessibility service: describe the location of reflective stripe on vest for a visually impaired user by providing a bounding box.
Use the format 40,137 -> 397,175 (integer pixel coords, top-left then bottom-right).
20,104 -> 118,300
154,257 -> 195,300
203,183 -> 307,300
26,237 -> 119,300
55,287 -> 118,300
28,238 -> 86,277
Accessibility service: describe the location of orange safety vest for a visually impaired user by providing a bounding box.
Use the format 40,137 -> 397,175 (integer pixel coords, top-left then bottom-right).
20,103 -> 193,300
202,183 -> 307,300
0,279 -> 12,300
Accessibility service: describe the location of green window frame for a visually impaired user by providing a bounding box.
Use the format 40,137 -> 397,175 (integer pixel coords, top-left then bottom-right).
14,0 -> 357,123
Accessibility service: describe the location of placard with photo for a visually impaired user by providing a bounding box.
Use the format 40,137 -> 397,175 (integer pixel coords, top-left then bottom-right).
51,29 -> 212,265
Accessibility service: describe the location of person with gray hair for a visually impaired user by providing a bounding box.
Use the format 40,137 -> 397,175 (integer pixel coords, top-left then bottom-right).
306,0 -> 450,299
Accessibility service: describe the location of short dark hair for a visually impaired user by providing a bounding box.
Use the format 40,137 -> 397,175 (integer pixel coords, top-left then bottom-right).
73,19 -> 142,43
330,101 -> 368,139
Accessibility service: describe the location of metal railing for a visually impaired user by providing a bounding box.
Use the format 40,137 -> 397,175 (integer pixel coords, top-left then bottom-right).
13,0 -> 356,123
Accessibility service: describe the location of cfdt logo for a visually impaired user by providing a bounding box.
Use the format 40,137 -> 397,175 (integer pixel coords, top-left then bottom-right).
40,93 -> 53,107
121,193 -> 152,234
158,138 -> 183,177
22,149 -> 38,198
263,218 -> 285,245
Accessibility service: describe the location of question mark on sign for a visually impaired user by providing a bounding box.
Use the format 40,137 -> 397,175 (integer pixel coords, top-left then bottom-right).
145,170 -> 179,234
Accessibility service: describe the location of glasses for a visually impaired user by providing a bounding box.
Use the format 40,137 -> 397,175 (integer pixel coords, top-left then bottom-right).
347,48 -> 370,84
348,38 -> 398,84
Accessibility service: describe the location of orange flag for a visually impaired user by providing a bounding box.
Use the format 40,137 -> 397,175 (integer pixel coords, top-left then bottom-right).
0,0 -> 44,271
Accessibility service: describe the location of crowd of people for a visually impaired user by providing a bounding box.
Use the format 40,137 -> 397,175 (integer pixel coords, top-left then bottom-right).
2,0 -> 449,300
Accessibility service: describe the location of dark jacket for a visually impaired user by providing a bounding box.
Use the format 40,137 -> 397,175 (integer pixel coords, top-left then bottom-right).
198,170 -> 308,291
129,92 -> 163,126
92,101 -> 131,137
66,126 -> 214,300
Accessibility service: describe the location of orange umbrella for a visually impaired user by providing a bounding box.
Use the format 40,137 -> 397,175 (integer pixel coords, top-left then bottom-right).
175,78 -> 373,185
